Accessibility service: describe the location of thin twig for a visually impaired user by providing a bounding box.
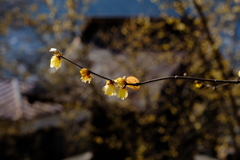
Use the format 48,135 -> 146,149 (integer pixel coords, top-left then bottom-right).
126,76 -> 239,86
211,83 -> 230,90
61,56 -> 113,81
61,56 -> 84,69
61,55 -> 239,87
90,71 -> 113,81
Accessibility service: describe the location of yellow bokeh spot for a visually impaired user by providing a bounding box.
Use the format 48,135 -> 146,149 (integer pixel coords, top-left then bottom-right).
194,122 -> 201,130
95,136 -> 103,144
195,82 -> 203,88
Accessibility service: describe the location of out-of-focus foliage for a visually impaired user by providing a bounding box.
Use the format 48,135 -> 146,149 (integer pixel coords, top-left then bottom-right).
1,0 -> 240,160
85,1 -> 240,160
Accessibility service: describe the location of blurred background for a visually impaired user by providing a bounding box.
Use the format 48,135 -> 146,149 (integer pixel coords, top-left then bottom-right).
1,0 -> 240,160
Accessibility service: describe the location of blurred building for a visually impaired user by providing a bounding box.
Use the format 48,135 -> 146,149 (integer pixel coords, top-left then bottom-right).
0,78 -> 90,159
0,78 -> 61,121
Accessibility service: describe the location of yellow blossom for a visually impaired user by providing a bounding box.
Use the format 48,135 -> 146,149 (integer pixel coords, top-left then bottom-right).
50,55 -> 62,70
80,68 -> 94,83
102,80 -> 117,96
115,76 -> 126,88
117,88 -> 128,100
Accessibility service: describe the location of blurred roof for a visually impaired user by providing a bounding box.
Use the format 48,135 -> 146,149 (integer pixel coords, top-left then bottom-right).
85,0 -> 161,18
0,79 -> 22,120
0,78 -> 62,121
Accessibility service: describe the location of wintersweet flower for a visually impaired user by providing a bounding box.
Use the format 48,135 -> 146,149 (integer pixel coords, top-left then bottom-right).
50,55 -> 62,70
115,76 -> 126,88
80,68 -> 94,83
102,80 -> 117,96
117,88 -> 128,100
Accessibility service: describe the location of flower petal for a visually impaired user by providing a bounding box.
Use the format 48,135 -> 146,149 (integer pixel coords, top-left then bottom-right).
102,81 -> 117,96
117,88 -> 128,100
126,76 -> 140,91
50,56 -> 62,70
115,76 -> 126,88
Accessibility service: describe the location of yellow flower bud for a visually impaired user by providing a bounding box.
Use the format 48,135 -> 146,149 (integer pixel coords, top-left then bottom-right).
126,76 -> 140,91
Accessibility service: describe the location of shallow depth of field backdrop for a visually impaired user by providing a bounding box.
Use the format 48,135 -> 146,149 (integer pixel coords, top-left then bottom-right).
1,0 -> 240,160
